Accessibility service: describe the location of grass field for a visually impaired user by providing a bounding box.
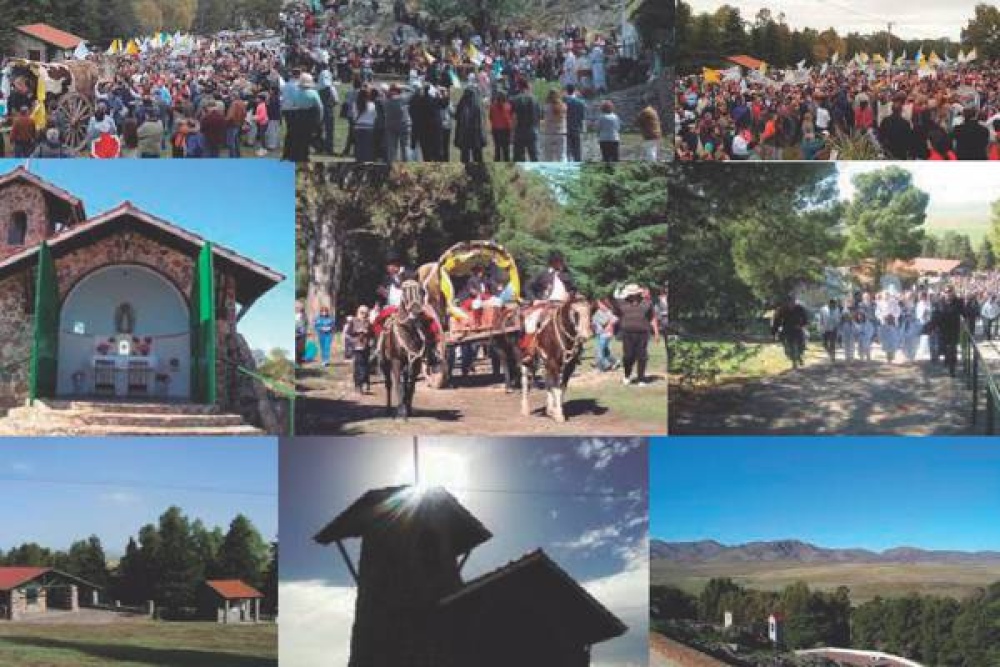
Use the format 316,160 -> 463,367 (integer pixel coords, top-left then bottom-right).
0,621 -> 277,667
652,560 -> 1000,604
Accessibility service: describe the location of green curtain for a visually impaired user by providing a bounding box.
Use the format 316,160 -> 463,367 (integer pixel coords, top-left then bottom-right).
190,243 -> 217,404
29,242 -> 59,402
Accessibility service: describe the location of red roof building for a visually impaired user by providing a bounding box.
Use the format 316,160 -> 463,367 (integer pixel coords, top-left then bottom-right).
0,566 -> 103,621
0,567 -> 50,591
202,580 -> 264,624
16,24 -> 84,50
727,55 -> 766,70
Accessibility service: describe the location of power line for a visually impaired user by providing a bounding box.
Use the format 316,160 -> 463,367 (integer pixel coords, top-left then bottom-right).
0,475 -> 277,498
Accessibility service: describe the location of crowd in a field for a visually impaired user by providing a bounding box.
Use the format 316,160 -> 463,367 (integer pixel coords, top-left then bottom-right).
1,32 -> 288,158
280,1 -> 665,163
676,62 -> 1000,160
771,277 -> 1000,376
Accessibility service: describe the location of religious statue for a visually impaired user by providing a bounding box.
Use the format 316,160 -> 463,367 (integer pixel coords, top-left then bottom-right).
115,302 -> 135,335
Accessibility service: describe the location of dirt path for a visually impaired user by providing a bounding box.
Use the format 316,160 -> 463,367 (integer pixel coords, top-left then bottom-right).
650,634 -> 729,667
671,355 -> 974,436
296,357 -> 665,436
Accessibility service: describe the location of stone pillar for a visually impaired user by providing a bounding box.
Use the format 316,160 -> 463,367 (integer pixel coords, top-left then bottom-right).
223,599 -> 230,624
253,597 -> 260,623
147,600 -> 155,618
91,590 -> 99,607
69,585 -> 79,612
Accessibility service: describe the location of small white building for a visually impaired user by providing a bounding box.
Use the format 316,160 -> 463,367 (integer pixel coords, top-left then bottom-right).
203,580 -> 263,624
768,612 -> 785,645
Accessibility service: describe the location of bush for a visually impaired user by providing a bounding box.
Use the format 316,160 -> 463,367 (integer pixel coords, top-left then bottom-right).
668,339 -> 761,387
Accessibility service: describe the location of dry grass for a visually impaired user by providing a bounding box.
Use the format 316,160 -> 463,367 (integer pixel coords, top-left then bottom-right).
652,560 -> 1000,604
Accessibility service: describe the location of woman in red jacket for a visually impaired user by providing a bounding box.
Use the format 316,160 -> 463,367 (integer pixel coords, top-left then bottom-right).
488,90 -> 514,162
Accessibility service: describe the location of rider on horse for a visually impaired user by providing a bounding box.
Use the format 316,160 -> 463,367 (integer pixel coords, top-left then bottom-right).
372,249 -> 442,343
522,249 -> 578,349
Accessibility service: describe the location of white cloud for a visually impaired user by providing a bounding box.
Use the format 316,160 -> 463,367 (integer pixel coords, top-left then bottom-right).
10,462 -> 32,473
557,524 -> 623,552
99,491 -> 140,505
280,581 -> 356,667
583,544 -> 650,667
576,438 -> 642,470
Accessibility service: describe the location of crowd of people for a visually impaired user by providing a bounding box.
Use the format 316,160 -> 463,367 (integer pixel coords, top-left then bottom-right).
281,1 -> 665,163
1,33 -> 286,159
296,249 -> 666,391
771,277 -> 1000,377
676,62 -> 1000,160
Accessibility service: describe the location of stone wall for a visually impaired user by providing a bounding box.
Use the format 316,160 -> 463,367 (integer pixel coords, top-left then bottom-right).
0,227 -> 250,408
0,274 -> 34,399
0,183 -> 51,260
9,586 -> 47,620
55,231 -> 195,301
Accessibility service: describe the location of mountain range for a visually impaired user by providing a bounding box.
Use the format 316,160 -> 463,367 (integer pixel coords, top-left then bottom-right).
651,539 -> 1000,565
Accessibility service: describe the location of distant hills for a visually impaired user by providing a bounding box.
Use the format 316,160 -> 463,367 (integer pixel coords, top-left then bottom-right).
652,539 -> 1000,565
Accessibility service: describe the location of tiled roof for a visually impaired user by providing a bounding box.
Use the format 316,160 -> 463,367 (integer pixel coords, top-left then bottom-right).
0,567 -> 50,591
16,24 -> 84,50
206,580 -> 264,600
727,55 -> 766,70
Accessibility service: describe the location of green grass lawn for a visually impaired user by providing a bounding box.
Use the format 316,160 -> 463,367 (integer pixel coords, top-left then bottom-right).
572,336 -> 667,425
0,621 -> 277,667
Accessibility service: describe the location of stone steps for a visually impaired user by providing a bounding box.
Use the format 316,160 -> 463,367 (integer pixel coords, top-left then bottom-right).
0,401 -> 265,436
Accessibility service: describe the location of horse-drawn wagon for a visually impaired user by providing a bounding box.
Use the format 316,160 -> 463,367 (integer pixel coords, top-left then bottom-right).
418,240 -> 524,389
2,58 -> 101,150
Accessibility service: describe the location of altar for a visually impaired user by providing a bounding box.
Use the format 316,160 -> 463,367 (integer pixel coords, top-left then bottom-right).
90,354 -> 159,398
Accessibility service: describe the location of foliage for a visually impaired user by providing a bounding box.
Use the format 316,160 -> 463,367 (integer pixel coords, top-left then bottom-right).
1,507 -> 274,617
842,167 -> 928,281
257,348 -> 294,385
0,0 -> 277,52
962,4 -> 1000,61
297,164 -> 664,319
675,0 -> 974,73
667,162 -> 839,327
826,132 -> 884,161
668,339 -> 760,387
651,585 -> 699,620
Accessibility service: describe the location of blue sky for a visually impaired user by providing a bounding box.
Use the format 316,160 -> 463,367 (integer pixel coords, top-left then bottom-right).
651,437 -> 1000,552
0,159 -> 295,353
0,438 -> 277,555
280,437 -> 648,667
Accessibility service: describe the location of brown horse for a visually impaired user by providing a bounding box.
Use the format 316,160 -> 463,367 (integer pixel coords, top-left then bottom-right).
519,297 -> 593,422
377,280 -> 426,419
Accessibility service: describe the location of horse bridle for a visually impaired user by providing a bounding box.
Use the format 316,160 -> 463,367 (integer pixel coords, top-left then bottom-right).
549,299 -> 587,365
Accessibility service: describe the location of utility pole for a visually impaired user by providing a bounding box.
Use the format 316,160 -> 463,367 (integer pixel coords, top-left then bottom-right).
413,435 -> 419,486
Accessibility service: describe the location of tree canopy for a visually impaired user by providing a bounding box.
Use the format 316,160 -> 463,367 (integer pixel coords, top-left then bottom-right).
674,1 -> 989,73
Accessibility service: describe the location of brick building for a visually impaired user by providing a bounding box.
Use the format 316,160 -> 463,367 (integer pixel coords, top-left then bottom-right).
0,166 -> 283,410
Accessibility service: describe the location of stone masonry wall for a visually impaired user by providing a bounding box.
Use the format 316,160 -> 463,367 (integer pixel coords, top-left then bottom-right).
0,274 -> 34,399
0,183 -> 50,260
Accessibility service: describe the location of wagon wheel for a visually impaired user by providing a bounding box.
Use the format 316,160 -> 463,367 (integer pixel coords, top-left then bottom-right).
58,93 -> 93,153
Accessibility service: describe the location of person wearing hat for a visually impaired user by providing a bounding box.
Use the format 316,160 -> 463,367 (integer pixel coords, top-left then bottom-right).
523,250 -> 578,341
609,284 -> 658,386
286,72 -> 324,162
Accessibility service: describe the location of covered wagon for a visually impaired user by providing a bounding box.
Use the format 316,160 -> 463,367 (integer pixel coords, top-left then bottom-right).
1,58 -> 101,150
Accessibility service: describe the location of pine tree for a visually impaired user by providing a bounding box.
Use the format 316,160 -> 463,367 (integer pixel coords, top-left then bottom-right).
216,514 -> 269,589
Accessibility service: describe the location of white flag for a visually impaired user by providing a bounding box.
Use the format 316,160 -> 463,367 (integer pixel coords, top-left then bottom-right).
73,41 -> 90,60
796,58 -> 806,70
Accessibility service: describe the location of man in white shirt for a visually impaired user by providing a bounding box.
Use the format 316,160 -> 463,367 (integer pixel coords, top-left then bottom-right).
816,299 -> 842,362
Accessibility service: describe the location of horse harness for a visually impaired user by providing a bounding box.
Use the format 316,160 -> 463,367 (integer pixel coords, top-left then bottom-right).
535,301 -> 583,366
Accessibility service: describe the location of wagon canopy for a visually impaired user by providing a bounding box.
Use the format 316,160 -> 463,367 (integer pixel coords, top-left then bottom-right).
436,240 -> 521,318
